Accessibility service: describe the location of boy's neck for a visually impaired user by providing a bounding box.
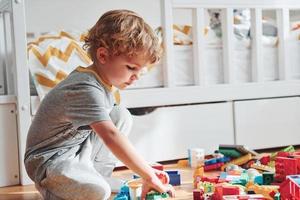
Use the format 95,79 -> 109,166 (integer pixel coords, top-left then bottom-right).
89,64 -> 112,87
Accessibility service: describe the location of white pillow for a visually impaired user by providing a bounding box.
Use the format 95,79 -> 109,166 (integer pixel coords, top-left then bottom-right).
27,31 -> 92,99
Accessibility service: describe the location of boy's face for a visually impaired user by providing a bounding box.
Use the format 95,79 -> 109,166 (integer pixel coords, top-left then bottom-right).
97,48 -> 149,89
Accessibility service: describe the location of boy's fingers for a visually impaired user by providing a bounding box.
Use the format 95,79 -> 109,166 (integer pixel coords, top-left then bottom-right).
166,184 -> 176,197
141,185 -> 150,200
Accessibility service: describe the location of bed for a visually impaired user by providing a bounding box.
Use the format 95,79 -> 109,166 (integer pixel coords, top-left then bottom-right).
1,0 -> 300,185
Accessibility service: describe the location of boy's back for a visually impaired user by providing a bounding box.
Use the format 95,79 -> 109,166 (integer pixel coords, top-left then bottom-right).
25,67 -> 116,183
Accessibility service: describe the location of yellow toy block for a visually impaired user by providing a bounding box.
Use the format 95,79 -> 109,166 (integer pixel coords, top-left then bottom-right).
250,163 -> 275,173
246,182 -> 279,200
177,159 -> 189,168
221,153 -> 252,171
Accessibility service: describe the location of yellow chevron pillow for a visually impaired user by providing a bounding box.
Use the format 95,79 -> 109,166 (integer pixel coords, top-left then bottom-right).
27,31 -> 92,99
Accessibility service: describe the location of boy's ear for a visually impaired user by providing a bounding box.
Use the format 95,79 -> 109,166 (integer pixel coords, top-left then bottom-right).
96,47 -> 109,64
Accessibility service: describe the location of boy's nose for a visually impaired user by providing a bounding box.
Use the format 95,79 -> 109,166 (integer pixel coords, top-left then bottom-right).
131,74 -> 139,81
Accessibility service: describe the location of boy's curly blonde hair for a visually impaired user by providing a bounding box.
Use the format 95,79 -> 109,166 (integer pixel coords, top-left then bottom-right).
84,9 -> 162,65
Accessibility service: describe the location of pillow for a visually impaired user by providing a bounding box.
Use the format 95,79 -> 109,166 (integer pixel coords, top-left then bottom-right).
27,31 -> 92,99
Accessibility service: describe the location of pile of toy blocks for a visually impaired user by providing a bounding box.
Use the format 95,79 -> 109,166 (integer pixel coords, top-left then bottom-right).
114,163 -> 181,200
193,145 -> 300,200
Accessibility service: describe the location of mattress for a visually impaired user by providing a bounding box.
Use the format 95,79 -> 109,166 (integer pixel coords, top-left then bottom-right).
128,40 -> 300,89
28,28 -> 300,96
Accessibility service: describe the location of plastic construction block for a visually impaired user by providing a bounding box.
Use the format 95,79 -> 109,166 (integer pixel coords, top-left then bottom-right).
205,157 -> 218,165
275,157 -> 298,182
218,148 -> 242,158
193,189 -> 204,200
146,192 -> 169,200
250,163 -> 275,173
221,154 -> 252,171
150,163 -> 164,171
193,167 -> 204,188
222,194 -> 265,199
177,159 -> 189,167
219,144 -> 259,157
273,192 -> 280,200
114,185 -> 130,200
271,145 -> 295,159
205,156 -> 230,166
280,175 -> 300,200
259,155 -> 271,165
227,172 -> 248,186
166,170 -> 181,186
204,162 -> 224,171
246,182 -> 279,199
253,175 -> 263,185
262,172 -> 274,185
114,194 -> 128,200
200,176 -> 219,184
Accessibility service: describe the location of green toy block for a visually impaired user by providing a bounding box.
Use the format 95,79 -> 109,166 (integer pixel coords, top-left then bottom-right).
271,145 -> 295,159
218,148 -> 242,158
146,192 -> 169,200
274,192 -> 280,200
262,172 -> 274,185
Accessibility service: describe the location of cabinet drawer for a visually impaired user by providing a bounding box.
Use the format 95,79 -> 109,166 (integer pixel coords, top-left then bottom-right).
234,97 -> 300,149
128,102 -> 235,163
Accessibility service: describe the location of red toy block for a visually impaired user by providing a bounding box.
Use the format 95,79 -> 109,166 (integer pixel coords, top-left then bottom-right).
259,155 -> 270,165
222,186 -> 240,195
277,151 -> 291,157
204,162 -> 224,171
280,175 -> 300,200
150,163 -> 164,171
275,157 -> 299,182
292,151 -> 300,157
193,189 -> 204,200
201,176 -> 219,183
212,185 -> 240,200
222,194 -> 265,199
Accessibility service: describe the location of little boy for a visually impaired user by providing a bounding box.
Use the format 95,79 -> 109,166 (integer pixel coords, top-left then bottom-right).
25,10 -> 175,200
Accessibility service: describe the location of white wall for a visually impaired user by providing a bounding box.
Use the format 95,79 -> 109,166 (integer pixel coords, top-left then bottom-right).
24,0 -> 195,34
25,0 -> 162,33
24,0 -> 300,36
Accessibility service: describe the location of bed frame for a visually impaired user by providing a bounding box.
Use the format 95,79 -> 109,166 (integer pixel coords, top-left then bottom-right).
1,0 -> 300,185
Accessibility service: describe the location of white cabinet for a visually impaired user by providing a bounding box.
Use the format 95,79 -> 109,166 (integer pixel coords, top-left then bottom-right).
0,103 -> 19,187
234,97 -> 300,149
128,102 -> 235,162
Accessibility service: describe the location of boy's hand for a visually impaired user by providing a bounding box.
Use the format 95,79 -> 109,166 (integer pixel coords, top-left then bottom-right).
140,169 -> 175,200
153,169 -> 170,184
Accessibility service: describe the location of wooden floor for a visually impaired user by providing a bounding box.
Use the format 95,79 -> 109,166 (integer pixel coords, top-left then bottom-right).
0,164 -> 219,200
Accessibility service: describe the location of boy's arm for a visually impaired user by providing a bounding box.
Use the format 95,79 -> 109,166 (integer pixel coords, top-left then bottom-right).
90,120 -> 175,197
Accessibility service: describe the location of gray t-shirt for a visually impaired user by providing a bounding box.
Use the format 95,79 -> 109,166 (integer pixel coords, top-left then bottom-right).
25,67 -> 117,182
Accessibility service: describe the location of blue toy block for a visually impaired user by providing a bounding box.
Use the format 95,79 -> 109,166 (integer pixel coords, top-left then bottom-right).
254,175 -> 263,185
205,158 -> 217,165
205,156 -> 231,166
219,172 -> 227,180
114,185 -> 130,200
166,170 -> 181,186
114,194 -> 128,200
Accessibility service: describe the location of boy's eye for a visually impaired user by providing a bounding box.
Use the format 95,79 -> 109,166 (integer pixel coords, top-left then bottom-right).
126,65 -> 136,70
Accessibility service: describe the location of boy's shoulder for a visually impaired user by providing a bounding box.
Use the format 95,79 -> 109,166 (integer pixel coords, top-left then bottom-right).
69,67 -> 99,82
60,66 -> 103,89
73,66 -> 113,92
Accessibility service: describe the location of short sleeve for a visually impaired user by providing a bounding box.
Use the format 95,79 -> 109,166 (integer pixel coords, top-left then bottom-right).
64,82 -> 112,129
